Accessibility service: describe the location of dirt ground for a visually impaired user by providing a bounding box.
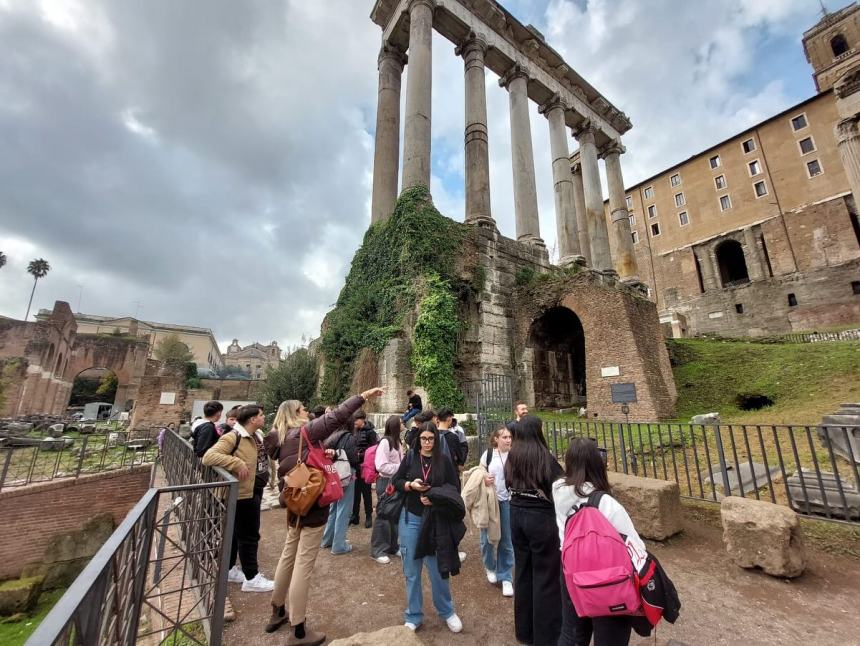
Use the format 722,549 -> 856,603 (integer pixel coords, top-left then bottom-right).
223,500 -> 860,646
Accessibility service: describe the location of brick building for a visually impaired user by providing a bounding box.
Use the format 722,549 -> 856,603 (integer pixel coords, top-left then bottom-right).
606,4 -> 860,337
223,339 -> 281,379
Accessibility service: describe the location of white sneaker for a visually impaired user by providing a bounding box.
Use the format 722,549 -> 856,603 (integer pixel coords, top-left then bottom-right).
404,622 -> 419,631
394,549 -> 402,558
486,569 -> 497,584
446,613 -> 463,633
241,573 -> 274,592
502,580 -> 514,597
374,555 -> 391,564
458,551 -> 467,563
226,565 -> 245,583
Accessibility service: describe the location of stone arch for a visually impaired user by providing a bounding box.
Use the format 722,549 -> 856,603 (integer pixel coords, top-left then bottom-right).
69,367 -> 119,417
831,33 -> 849,57
715,239 -> 749,287
527,306 -> 586,408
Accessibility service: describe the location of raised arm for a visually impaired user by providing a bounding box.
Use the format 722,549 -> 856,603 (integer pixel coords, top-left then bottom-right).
305,387 -> 384,443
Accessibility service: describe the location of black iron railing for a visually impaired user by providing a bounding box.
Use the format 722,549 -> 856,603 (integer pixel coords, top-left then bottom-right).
28,430 -> 237,645
0,431 -> 158,491
482,418 -> 860,524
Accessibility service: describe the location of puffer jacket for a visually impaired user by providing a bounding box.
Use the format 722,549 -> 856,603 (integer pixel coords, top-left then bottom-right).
264,395 -> 365,527
462,464 -> 500,546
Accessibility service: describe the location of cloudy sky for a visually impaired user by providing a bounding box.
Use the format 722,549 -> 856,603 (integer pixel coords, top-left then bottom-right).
0,0 -> 826,351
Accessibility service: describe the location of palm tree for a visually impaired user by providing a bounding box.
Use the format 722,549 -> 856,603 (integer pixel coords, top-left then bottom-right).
24,258 -> 50,321
0,251 -> 6,269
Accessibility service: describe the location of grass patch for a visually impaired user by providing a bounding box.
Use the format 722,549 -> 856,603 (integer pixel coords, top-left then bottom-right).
0,588 -> 65,646
670,338 -> 860,424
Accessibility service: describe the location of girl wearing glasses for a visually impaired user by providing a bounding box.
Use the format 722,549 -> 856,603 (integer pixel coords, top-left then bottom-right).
392,422 -> 464,634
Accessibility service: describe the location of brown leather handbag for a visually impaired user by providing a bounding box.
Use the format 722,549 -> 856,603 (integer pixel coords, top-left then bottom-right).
280,426 -> 326,517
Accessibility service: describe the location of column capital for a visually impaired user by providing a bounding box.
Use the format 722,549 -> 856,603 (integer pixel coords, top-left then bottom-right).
498,63 -> 530,89
572,118 -> 598,144
836,116 -> 860,142
455,31 -> 489,57
378,41 -> 407,69
599,139 -> 626,159
538,93 -> 568,116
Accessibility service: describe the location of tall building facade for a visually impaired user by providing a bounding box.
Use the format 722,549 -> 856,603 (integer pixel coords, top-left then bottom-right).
608,4 -> 860,337
223,340 -> 281,379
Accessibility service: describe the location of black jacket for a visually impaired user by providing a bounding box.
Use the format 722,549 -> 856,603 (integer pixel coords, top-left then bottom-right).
393,451 -> 460,517
326,429 -> 360,469
352,422 -> 378,462
192,421 -> 219,457
415,483 -> 466,579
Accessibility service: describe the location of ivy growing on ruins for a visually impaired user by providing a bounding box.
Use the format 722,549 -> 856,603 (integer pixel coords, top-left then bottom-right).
319,186 -> 467,409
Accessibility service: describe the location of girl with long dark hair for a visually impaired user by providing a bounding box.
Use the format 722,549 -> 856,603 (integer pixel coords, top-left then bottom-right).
392,422 -> 463,634
553,438 -> 647,646
371,415 -> 403,563
504,414 -> 564,645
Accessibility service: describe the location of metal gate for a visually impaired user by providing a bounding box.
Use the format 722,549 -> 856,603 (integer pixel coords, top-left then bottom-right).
474,373 -> 514,460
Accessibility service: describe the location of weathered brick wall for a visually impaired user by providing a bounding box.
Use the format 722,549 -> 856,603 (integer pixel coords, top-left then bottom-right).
130,362 -> 189,429
0,466 -> 151,580
198,378 -> 262,401
782,197 -> 860,272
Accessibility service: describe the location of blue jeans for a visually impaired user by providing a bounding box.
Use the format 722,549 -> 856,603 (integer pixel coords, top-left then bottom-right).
399,509 -> 455,626
480,499 -> 514,583
402,408 -> 421,424
321,473 -> 356,553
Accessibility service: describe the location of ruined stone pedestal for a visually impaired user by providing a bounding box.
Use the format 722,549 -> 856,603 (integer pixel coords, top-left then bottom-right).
609,472 -> 683,540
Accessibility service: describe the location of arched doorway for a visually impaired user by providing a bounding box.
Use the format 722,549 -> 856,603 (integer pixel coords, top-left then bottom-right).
528,307 -> 586,409
69,368 -> 119,418
715,239 -> 750,287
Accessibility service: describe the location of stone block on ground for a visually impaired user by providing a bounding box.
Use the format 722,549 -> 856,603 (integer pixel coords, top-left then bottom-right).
0,575 -> 44,615
48,423 -> 65,437
720,496 -> 806,578
608,472 -> 682,540
328,625 -> 425,646
703,461 -> 781,494
786,469 -> 860,520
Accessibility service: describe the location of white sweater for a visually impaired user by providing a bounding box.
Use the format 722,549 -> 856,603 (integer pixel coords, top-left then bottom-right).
552,479 -> 648,572
374,437 -> 402,477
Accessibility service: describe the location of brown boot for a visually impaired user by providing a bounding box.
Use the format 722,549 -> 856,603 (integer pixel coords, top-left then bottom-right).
264,604 -> 289,633
287,626 -> 325,646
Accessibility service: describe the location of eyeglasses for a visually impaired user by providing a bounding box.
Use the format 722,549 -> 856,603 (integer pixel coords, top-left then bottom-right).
419,436 -> 435,442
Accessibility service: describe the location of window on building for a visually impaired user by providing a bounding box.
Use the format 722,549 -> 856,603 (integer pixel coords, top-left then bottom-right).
791,113 -> 808,131
651,222 -> 661,236
787,293 -> 798,307
742,138 -> 756,154
648,204 -> 657,218
852,280 -> 860,295
754,180 -> 768,198
625,195 -> 633,209
716,239 -> 749,287
670,173 -> 681,187
831,34 -> 849,57
631,230 -> 639,244
709,155 -> 721,169
806,159 -> 823,177
798,136 -> 816,155
644,186 -> 654,199
679,211 -> 689,226
720,195 -> 732,211
629,213 -> 635,226
748,160 -> 761,176
674,192 -> 685,207
715,175 -> 727,190
735,303 -> 744,314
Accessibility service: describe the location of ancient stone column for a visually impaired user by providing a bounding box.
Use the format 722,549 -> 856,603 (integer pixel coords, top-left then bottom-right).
742,227 -> 765,282
500,64 -> 543,246
836,116 -> 860,202
371,43 -> 406,223
540,96 -> 582,265
401,0 -> 434,191
457,34 -> 493,227
575,122 -> 613,272
570,155 -> 592,267
694,247 -> 716,291
602,140 -> 640,282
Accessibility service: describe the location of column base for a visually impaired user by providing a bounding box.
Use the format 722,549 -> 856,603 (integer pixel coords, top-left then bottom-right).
558,254 -> 587,268
466,214 -> 499,232
517,234 -> 546,249
621,277 -> 650,296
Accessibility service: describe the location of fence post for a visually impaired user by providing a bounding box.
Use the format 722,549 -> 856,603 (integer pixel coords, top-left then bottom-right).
617,423 -> 629,475
713,425 -> 732,495
76,435 -> 89,479
0,449 -> 12,492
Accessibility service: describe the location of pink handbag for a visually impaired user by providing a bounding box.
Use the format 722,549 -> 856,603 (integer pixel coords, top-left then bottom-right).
301,427 -> 344,507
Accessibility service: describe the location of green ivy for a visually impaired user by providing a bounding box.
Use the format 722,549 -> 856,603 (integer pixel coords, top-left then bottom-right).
319,186 -> 467,404
412,272 -> 465,410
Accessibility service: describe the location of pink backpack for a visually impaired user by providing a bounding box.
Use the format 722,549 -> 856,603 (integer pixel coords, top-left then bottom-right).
361,443 -> 379,484
561,491 -> 641,618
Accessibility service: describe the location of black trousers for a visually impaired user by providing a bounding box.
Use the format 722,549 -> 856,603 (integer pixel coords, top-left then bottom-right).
559,572 -> 632,646
351,477 -> 373,521
230,488 -> 262,580
510,504 -> 561,645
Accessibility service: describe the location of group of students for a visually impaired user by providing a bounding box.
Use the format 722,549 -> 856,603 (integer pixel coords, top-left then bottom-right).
186,390 -> 664,646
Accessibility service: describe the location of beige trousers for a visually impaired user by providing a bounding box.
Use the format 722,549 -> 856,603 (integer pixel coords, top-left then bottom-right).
271,522 -> 325,625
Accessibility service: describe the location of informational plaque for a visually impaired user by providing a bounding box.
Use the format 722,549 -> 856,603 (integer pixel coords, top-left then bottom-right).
160,391 -> 176,405
610,383 -> 637,404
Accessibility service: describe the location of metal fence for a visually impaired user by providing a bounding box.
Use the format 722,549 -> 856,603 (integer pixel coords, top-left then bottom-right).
28,430 -> 237,645
0,430 -> 158,491
482,418 -> 860,524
